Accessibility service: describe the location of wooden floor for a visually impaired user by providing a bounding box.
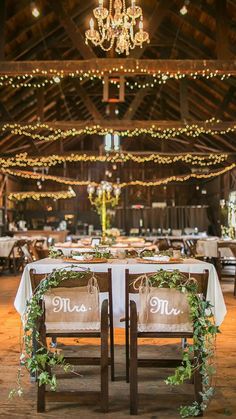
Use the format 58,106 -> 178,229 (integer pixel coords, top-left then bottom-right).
0,273 -> 235,418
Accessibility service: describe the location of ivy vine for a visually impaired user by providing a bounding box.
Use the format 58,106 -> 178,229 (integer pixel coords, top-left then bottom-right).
10,267 -> 90,398
148,269 -> 219,418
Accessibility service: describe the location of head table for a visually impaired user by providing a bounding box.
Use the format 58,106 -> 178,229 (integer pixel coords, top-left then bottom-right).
14,258 -> 226,327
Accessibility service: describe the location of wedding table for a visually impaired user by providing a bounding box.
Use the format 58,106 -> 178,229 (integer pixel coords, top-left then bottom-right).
196,239 -> 235,258
14,258 -> 226,327
0,237 -> 17,257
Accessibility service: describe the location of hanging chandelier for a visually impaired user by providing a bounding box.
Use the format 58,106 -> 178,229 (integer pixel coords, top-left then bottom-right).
85,0 -> 150,55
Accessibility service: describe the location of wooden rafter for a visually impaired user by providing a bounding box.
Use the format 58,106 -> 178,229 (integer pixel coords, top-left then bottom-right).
0,59 -> 236,75
50,0 -> 96,60
131,0 -> 174,59
2,120 -> 236,131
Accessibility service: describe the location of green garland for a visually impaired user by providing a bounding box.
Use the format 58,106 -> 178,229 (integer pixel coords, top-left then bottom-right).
48,246 -> 63,259
9,267 -> 90,398
147,269 -> 219,418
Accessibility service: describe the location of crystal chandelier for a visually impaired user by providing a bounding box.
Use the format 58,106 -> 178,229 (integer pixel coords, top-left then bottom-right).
85,0 -> 150,55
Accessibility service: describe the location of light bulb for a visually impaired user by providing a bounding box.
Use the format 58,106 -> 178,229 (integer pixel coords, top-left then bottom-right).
139,20 -> 143,30
31,2 -> 40,18
90,18 -> 94,29
180,5 -> 188,15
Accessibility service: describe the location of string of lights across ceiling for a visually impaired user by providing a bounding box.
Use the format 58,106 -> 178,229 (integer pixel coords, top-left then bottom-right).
8,187 -> 76,201
0,152 -> 228,168
3,119 -> 235,141
3,163 -> 236,193
0,68 -> 232,89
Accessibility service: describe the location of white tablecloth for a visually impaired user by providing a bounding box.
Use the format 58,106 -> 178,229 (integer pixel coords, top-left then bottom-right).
0,238 -> 17,257
196,239 -> 235,258
14,258 -> 226,327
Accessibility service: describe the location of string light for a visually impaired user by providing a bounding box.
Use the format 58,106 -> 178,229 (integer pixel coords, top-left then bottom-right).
3,168 -> 97,186
0,151 -> 228,168
31,2 -> 40,18
2,119 -> 235,141
0,66 -> 232,89
8,187 -> 76,201
3,163 -> 236,189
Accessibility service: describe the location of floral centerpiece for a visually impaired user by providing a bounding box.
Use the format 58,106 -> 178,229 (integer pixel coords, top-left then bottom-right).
105,228 -> 120,243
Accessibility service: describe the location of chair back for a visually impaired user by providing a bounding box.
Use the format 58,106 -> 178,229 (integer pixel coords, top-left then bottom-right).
154,238 -> 170,251
20,243 -> 34,263
125,268 -> 209,303
30,268 -> 112,293
125,269 -> 208,334
218,242 -> 236,258
30,268 -> 113,336
185,239 -> 196,257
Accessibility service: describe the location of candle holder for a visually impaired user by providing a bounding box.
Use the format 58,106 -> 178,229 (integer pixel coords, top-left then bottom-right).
87,181 -> 121,242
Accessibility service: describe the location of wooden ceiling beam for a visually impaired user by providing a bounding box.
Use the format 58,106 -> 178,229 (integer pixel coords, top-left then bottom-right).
50,0 -> 96,60
2,120 -> 236,131
216,0 -> 231,59
0,0 -> 6,60
131,0 -> 174,59
0,59 -> 235,75
215,85 -> 236,119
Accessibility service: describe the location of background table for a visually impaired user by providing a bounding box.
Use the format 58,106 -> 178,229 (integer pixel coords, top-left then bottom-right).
14,258 -> 226,327
0,237 -> 17,257
196,239 -> 235,258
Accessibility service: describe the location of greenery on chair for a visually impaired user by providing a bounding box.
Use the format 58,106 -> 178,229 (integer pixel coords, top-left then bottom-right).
48,247 -> 63,259
9,267 -> 90,398
147,269 -> 219,417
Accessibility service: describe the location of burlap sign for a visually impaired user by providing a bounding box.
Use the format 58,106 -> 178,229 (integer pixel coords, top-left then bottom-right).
44,278 -> 100,332
138,278 -> 193,332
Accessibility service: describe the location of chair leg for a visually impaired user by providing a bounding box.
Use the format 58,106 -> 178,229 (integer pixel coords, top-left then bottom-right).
130,301 -> 138,415
37,382 -> 45,413
215,257 -> 222,281
126,316 -> 130,383
109,314 -> 115,381
101,300 -> 109,413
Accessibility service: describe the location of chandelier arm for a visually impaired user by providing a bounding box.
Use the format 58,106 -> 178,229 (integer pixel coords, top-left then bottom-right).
100,37 -> 115,52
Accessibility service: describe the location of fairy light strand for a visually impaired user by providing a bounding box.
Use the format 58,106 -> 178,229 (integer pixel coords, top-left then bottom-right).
8,187 -> 76,201
2,118 -> 236,141
0,151 -> 228,168
0,66 -> 232,89
3,163 -> 236,190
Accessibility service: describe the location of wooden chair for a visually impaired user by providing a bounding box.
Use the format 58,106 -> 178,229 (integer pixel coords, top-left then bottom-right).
8,239 -> 30,274
125,269 -> 208,415
31,239 -> 49,260
154,238 -> 170,251
216,242 -> 236,295
185,239 -> 204,260
29,268 -> 114,413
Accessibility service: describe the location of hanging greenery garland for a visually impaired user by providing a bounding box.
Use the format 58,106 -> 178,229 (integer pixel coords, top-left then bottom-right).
9,267 -> 90,398
147,269 -> 219,418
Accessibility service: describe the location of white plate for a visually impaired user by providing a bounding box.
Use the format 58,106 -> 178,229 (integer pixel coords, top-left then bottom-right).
142,256 -> 170,262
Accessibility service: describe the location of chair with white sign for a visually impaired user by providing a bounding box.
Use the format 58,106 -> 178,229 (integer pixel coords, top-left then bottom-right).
29,268 -> 114,413
125,268 -> 208,415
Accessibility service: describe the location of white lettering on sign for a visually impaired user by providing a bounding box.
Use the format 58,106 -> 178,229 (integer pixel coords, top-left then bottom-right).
149,296 -> 181,316
52,296 -> 91,313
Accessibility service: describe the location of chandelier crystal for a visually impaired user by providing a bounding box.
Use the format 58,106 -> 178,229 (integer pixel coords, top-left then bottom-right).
85,0 -> 150,55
